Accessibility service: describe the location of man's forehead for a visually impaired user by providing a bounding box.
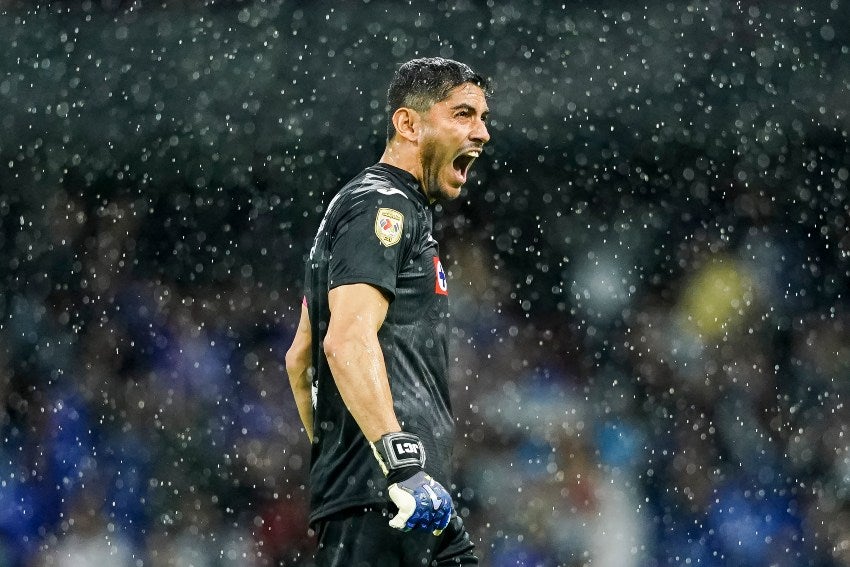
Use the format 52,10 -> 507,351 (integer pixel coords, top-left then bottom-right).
439,83 -> 488,110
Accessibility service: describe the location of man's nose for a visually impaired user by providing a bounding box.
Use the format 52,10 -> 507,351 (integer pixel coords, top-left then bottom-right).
471,119 -> 490,144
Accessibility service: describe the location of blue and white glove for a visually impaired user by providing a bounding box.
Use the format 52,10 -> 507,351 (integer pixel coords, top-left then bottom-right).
370,432 -> 452,535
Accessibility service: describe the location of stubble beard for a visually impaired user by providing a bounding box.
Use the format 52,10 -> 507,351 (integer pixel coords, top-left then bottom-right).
420,137 -> 460,203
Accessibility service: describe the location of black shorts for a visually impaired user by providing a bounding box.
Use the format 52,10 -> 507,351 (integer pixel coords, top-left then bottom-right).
314,506 -> 478,567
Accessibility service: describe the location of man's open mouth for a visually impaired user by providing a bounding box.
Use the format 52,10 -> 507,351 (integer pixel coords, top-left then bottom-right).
452,149 -> 481,180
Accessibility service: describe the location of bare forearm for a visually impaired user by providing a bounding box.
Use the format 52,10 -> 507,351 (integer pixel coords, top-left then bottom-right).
286,303 -> 314,442
288,364 -> 314,442
325,334 -> 400,442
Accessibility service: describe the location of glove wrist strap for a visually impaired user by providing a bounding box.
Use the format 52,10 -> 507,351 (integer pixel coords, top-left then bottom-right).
370,431 -> 426,480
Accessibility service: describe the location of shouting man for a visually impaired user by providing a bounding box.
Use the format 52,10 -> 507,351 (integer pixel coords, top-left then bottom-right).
286,57 -> 490,566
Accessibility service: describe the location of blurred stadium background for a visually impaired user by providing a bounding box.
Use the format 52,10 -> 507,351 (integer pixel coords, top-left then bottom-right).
1,1 -> 849,565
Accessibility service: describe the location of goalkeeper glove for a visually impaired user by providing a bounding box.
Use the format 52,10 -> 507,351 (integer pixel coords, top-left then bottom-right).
370,431 -> 452,535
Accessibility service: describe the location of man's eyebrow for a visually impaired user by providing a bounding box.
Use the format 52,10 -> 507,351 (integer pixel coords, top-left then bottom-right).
450,103 -> 488,114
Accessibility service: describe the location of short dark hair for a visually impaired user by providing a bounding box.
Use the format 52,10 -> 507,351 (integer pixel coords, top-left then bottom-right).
386,57 -> 488,140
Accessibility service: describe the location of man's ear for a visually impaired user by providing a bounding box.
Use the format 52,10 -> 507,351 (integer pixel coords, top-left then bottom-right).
391,107 -> 420,142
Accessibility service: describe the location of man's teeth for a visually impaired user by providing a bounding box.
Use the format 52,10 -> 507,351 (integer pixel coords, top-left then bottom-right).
463,150 -> 480,158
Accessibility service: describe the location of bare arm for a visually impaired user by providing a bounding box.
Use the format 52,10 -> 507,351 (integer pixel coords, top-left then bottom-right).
323,283 -> 401,442
285,301 -> 314,442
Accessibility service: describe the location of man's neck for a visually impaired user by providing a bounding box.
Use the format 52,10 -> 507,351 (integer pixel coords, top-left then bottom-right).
380,143 -> 421,182
379,142 -> 430,202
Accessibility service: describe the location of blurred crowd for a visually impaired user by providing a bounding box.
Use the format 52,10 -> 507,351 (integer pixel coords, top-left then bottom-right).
1,190 -> 313,566
1,186 -> 848,567
441,219 -> 849,567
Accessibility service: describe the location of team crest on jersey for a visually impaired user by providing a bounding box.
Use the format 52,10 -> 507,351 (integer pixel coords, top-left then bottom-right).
434,257 -> 448,295
375,208 -> 404,247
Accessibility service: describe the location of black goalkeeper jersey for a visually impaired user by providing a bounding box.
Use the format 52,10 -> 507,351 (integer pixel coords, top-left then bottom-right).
303,163 -> 454,525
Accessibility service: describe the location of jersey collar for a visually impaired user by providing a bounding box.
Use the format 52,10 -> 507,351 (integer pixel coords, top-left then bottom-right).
373,163 -> 429,206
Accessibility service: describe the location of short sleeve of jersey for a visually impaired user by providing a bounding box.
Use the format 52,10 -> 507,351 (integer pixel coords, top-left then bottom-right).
327,191 -> 416,299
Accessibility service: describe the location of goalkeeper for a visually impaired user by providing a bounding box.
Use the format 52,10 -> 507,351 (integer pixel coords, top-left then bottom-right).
286,57 -> 489,566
